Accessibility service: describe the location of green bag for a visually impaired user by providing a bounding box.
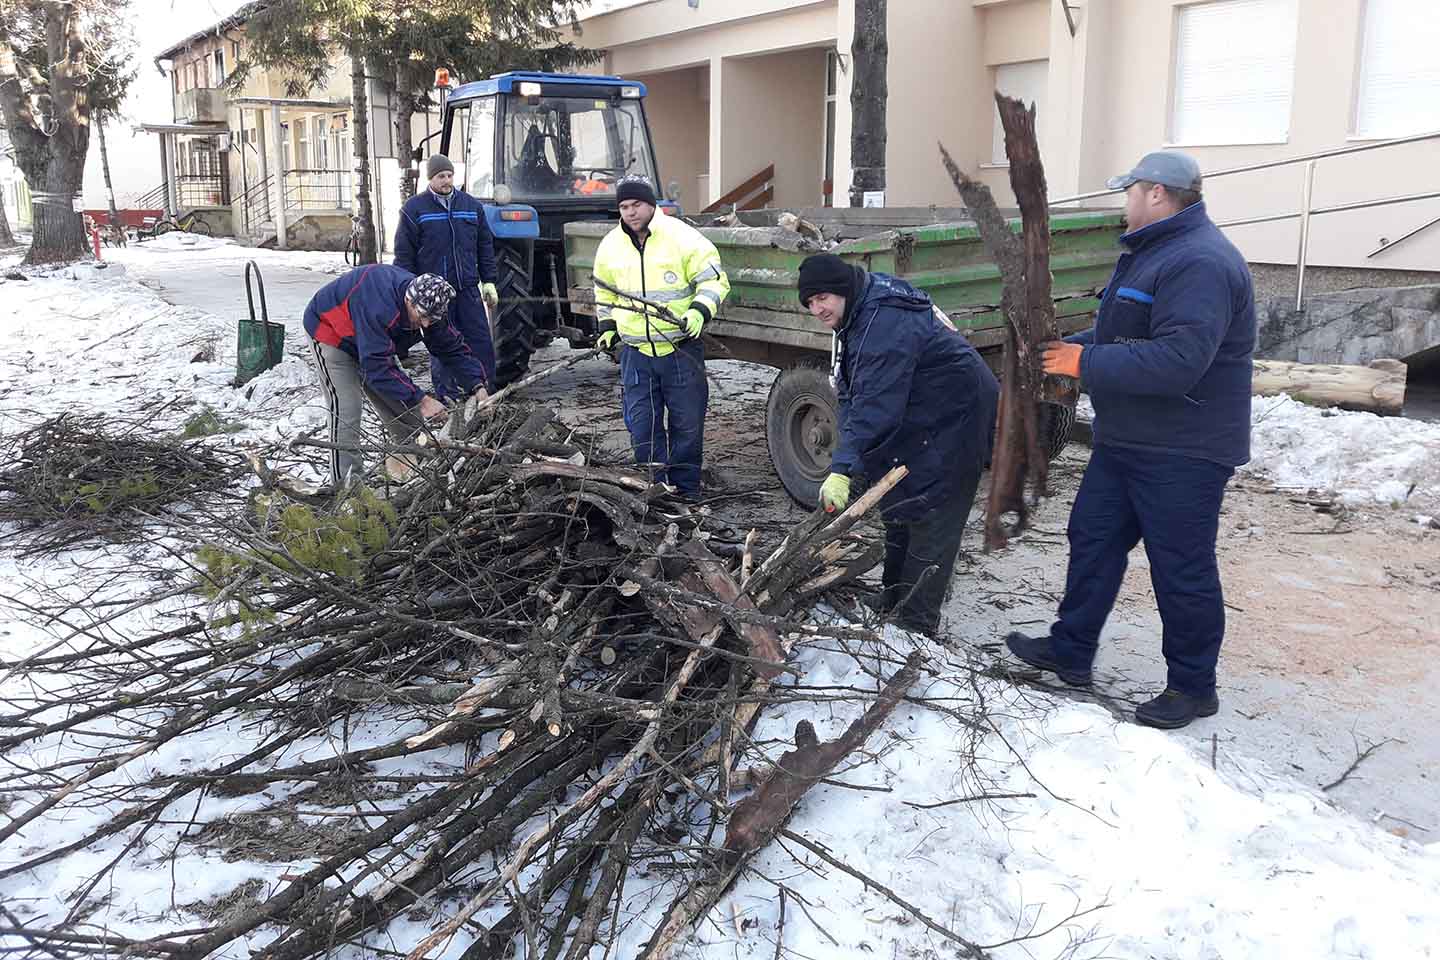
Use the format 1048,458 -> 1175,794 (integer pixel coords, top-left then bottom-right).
236,317 -> 285,386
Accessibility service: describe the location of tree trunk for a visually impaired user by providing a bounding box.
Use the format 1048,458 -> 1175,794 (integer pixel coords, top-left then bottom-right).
0,179 -> 15,246
349,43 -> 378,264
848,0 -> 887,208
1252,358 -> 1407,414
394,75 -> 419,203
0,2 -> 91,263
97,115 -> 120,231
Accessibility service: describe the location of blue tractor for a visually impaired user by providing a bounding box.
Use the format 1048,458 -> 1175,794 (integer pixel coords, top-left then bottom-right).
438,71 -> 678,387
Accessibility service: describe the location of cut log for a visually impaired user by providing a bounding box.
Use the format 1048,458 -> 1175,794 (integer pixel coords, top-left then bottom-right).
1252,358 -> 1407,414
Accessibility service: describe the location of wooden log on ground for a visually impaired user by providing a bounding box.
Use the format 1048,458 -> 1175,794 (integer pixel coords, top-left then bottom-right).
1252,358 -> 1407,414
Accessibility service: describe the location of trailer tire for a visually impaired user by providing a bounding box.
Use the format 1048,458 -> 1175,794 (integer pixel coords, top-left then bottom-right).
766,364 -> 839,508
492,239 -> 539,389
1040,400 -> 1076,461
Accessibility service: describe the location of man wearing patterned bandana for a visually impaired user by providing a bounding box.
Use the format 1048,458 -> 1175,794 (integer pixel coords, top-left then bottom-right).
303,267 -> 489,487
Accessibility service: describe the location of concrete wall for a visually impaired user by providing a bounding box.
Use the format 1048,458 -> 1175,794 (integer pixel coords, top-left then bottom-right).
576,0 -> 837,205
632,66 -> 710,208
1058,0 -> 1440,273
721,49 -> 827,208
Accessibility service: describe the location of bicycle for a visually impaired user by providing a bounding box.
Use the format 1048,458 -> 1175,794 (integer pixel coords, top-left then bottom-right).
344,215 -> 363,265
146,210 -> 213,240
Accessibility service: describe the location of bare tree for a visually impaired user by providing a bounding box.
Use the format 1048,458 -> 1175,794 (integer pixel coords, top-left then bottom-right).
0,0 -> 134,262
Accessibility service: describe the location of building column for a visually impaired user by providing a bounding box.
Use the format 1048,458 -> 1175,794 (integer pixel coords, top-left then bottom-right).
1045,0 -> 1115,203
162,134 -> 179,216
706,56 -> 723,208
269,103 -> 289,250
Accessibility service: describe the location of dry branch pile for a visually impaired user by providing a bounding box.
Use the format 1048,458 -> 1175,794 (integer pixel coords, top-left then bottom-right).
0,403 -> 972,959
0,414 -> 243,554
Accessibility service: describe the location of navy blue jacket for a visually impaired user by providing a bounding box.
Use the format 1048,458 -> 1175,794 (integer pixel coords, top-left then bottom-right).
1068,201 -> 1255,466
303,265 -> 488,409
832,272 -> 1000,521
394,189 -> 497,291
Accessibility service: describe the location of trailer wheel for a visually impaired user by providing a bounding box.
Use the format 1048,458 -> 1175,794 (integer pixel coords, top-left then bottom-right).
766,364 -> 839,507
1040,400 -> 1076,460
492,239 -> 539,388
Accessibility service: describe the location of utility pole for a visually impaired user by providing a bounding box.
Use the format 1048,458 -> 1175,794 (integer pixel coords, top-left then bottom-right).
848,0 -> 887,208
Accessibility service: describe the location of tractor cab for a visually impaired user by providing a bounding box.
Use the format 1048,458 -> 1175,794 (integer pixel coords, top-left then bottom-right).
442,72 -> 664,211
439,72 -> 672,387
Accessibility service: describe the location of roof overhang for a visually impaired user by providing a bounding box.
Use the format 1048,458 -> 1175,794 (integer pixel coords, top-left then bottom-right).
155,0 -> 267,61
136,122 -> 228,135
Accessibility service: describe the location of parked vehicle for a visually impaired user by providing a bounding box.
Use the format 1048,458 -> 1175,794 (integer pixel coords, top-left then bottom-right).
440,71 -> 1124,504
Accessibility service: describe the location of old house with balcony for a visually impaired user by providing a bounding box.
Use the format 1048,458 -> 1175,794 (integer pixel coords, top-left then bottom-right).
141,3 -> 438,252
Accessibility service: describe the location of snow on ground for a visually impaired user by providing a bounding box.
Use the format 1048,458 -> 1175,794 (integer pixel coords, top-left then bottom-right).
3,252 -> 1440,957
1079,392 -> 1440,509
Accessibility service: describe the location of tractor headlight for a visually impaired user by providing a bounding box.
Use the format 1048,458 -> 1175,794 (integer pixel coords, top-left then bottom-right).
494,184 -> 513,205
518,81 -> 543,97
619,86 -> 641,99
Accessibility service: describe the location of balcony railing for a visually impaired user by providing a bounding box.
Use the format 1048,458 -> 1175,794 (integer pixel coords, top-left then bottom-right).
176,174 -> 228,209
283,168 -> 353,212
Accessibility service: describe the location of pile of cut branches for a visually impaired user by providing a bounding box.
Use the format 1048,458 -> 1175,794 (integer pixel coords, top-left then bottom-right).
0,402 -> 994,959
0,414 -> 243,553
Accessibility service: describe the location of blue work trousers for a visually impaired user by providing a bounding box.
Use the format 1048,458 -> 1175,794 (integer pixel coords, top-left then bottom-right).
430,287 -> 495,401
619,339 -> 708,496
1050,444 -> 1234,696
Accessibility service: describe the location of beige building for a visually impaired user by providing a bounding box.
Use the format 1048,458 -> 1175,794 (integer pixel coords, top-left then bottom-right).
577,0 -> 1440,273
144,5 -> 436,252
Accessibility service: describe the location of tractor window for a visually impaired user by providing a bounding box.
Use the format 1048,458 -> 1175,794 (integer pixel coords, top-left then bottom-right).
464,97 -> 496,197
502,95 -> 657,200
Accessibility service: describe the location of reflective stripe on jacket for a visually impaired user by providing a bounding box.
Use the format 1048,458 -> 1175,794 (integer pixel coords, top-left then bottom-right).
592,210 -> 730,358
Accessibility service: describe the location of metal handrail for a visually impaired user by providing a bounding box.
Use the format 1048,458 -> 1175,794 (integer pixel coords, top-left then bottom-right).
1049,129 -> 1440,311
1047,129 -> 1440,206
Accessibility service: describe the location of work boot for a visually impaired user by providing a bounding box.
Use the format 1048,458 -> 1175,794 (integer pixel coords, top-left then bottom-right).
1003,632 -> 1093,687
1134,688 -> 1220,729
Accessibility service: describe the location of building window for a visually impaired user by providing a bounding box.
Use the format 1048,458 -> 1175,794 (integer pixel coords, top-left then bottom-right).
231,39 -> 241,62
296,117 -> 310,168
214,49 -> 225,84
1355,0 -> 1440,138
991,60 -> 1048,164
824,49 -> 838,206
313,116 -> 329,168
1171,0 -> 1298,145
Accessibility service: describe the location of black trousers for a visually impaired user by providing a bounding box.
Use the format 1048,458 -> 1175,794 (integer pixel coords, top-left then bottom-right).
879,465 -> 983,635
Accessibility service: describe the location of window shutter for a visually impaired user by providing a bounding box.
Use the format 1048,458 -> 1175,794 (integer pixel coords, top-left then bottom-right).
1356,0 -> 1440,138
1171,0 -> 1298,145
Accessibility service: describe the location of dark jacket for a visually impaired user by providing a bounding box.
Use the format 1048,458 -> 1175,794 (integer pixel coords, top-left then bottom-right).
303,265 -> 488,409
1068,201 -> 1255,466
394,189 -> 497,291
831,271 -> 1000,521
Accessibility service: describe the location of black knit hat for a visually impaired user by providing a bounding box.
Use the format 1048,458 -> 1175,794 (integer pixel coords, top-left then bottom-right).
798,254 -> 859,306
616,174 -> 657,207
406,273 -> 456,319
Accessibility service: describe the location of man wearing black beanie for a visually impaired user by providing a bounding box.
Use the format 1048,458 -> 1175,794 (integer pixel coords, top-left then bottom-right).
799,253 -> 999,637
591,175 -> 731,499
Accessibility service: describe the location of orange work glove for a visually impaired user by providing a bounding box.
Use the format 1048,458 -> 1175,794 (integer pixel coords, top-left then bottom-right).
1040,341 -> 1083,379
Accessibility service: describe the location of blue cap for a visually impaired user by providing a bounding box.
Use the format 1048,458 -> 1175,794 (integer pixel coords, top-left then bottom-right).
1106,150 -> 1203,192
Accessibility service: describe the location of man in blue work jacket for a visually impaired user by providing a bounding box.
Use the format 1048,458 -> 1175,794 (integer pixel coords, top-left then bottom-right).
304,268 -> 490,487
1006,151 -> 1256,729
800,253 -> 999,638
395,155 -> 499,398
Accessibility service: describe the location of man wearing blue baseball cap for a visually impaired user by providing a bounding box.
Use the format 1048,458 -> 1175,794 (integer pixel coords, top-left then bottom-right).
1005,150 -> 1256,729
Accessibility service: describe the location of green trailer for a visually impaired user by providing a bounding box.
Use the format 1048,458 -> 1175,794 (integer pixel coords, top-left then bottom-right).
564,208 -> 1125,504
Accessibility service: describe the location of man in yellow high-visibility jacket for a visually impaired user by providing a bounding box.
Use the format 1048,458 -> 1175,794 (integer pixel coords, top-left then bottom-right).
593,175 -> 730,500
